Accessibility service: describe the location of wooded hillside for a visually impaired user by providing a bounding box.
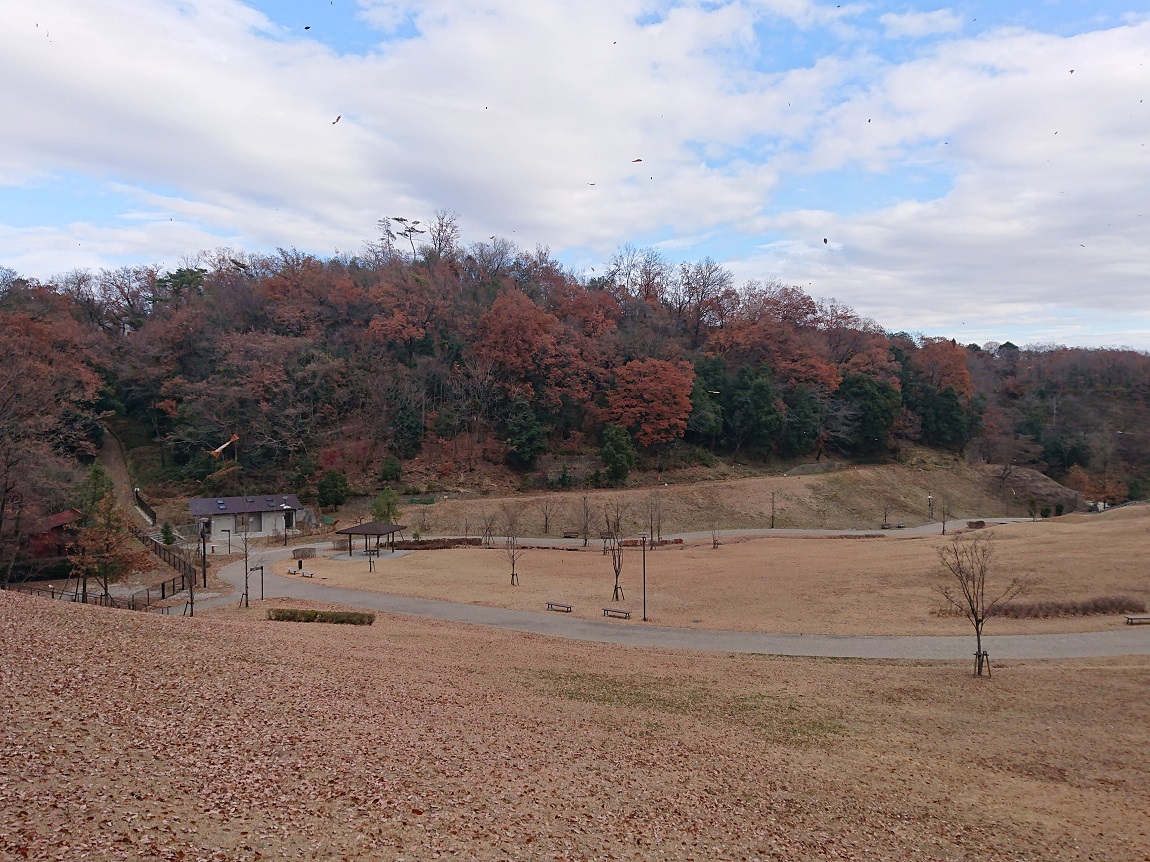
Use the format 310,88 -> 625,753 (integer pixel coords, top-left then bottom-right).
2,214 -> 1148,558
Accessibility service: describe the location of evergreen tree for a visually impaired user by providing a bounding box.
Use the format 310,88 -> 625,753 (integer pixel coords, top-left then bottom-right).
600,425 -> 637,487
504,398 -> 548,468
317,470 -> 350,509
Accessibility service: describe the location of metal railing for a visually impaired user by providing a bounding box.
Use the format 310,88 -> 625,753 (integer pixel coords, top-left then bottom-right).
0,581 -> 173,613
134,488 -> 158,526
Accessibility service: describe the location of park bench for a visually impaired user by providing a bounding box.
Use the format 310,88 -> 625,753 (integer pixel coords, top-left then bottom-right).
562,531 -> 581,539
1125,614 -> 1150,625
602,607 -> 631,620
298,570 -> 314,578
546,601 -> 573,613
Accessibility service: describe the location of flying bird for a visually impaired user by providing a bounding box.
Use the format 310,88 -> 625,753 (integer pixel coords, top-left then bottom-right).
332,115 -> 341,124
305,25 -> 311,30
823,238 -> 828,244
631,158 -> 642,162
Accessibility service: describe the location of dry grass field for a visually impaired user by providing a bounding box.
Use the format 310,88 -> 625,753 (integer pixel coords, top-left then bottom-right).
378,460 -> 1072,539
2,589 -> 1149,861
289,507 -> 1150,636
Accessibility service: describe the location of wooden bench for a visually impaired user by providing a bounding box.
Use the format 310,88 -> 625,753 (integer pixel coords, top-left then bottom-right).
546,601 -> 573,613
562,531 -> 580,539
1125,614 -> 1150,625
602,607 -> 631,619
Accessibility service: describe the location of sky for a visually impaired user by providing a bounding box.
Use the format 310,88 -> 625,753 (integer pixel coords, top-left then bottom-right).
2,0 -> 1148,348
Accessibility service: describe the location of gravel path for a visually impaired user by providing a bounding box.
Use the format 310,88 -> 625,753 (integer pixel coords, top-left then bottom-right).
201,539 -> 1150,660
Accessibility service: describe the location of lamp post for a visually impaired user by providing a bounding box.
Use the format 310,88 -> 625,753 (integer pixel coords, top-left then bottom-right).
222,528 -> 231,554
194,518 -> 209,616
282,504 -> 292,546
928,493 -> 934,522
198,518 -> 209,588
639,530 -> 649,622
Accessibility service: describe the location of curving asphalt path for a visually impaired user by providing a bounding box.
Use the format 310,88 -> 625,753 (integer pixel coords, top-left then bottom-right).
199,533 -> 1150,661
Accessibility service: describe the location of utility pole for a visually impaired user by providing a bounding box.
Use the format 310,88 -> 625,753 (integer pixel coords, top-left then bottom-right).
771,492 -> 776,529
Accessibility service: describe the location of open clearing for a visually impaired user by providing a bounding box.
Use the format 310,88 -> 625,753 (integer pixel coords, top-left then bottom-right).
281,507 -> 1150,636
2,590 -> 1148,861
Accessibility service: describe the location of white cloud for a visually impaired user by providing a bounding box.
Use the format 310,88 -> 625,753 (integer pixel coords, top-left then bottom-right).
879,9 -> 963,39
1,1 -> 1148,345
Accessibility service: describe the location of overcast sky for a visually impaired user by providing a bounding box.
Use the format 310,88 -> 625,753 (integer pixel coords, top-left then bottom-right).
2,1 -> 1148,348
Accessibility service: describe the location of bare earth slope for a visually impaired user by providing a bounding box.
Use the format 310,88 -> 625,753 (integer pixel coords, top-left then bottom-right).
3,591 -> 1148,861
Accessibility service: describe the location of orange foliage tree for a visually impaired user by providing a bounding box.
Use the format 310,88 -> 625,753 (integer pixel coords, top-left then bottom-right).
603,359 -> 695,448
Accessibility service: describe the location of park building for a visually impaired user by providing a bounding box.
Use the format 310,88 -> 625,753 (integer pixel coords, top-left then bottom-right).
188,494 -> 311,541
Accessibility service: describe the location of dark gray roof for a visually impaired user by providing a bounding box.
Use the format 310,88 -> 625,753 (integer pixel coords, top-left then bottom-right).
335,522 -> 407,536
189,494 -> 303,517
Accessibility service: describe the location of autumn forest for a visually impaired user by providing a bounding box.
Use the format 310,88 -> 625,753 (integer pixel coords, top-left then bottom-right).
3,212 -> 1149,573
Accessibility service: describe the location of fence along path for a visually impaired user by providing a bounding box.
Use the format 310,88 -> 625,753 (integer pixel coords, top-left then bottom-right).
0,528 -> 198,614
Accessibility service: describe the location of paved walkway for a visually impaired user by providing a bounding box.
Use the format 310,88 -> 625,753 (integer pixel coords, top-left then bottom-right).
200,539 -> 1150,660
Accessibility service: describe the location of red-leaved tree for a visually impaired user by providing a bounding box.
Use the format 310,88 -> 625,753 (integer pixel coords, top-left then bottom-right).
604,359 -> 695,448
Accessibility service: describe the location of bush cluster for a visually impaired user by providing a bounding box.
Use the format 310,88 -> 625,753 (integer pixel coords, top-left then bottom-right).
392,537 -> 483,550
991,595 -> 1146,619
267,608 -> 375,625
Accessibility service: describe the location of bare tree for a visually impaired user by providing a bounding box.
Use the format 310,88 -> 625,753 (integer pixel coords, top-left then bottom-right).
536,497 -> 560,536
602,499 -> 628,601
501,503 -> 526,586
580,494 -> 593,547
937,494 -> 954,535
641,489 -> 663,548
881,499 -> 896,529
936,533 -> 1027,676
480,509 -> 498,548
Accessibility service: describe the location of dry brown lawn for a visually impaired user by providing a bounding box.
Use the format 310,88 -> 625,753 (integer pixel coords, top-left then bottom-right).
2,590 -> 1148,861
384,460 -> 1070,538
291,507 -> 1150,636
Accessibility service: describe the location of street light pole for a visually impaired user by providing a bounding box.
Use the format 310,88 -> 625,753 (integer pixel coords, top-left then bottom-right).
250,565 -> 264,601
199,518 -> 209,588
639,531 -> 648,622
194,518 -> 209,617
928,493 -> 934,521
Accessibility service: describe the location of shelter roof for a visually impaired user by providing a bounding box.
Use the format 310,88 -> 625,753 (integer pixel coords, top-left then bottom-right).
189,494 -> 303,517
35,508 -> 83,533
334,522 -> 406,536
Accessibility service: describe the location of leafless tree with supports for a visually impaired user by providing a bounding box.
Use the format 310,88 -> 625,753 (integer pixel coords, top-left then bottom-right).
500,502 -> 526,586
602,498 -> 628,601
936,533 -> 1027,676
480,509 -> 497,547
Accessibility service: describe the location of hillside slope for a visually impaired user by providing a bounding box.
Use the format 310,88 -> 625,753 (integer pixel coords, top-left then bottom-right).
382,460 -> 1074,538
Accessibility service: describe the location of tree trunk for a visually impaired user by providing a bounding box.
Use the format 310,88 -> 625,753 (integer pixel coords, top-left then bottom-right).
974,624 -> 984,676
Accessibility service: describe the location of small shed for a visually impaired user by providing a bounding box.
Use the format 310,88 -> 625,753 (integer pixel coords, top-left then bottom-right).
26,509 -> 83,559
334,522 -> 407,556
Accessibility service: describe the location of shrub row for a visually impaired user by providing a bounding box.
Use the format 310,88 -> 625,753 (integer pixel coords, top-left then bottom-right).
267,608 -> 376,625
391,537 -> 483,550
990,595 -> 1147,619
